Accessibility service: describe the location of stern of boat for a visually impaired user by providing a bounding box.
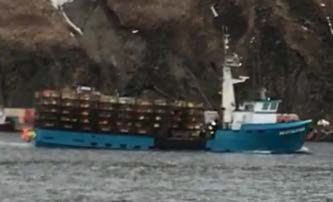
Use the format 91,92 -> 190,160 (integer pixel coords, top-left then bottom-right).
206,120 -> 312,153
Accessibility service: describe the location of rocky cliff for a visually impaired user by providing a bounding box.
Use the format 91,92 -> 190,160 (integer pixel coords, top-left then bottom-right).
0,0 -> 95,107
1,0 -> 333,121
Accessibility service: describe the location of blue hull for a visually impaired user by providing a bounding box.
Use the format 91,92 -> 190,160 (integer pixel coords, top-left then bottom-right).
206,120 -> 312,153
35,120 -> 311,153
35,129 -> 154,150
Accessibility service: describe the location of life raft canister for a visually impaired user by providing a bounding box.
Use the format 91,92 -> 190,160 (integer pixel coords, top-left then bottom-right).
21,128 -> 35,142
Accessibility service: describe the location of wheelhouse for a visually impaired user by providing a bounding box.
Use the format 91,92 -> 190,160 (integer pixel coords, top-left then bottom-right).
239,99 -> 281,113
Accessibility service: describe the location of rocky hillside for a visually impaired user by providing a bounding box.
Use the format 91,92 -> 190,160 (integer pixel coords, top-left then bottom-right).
1,0 -> 333,121
0,0 -> 94,106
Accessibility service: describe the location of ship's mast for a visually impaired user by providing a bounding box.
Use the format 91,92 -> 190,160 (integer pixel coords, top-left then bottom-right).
221,27 -> 248,128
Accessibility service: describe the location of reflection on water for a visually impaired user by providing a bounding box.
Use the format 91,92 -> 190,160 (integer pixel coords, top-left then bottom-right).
0,132 -> 332,202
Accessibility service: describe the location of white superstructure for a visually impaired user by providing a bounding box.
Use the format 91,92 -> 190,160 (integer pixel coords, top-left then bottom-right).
220,30 -> 295,130
221,32 -> 248,125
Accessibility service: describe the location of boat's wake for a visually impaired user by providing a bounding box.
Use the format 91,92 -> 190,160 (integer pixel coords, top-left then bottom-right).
241,146 -> 311,155
295,146 -> 311,154
0,141 -> 32,148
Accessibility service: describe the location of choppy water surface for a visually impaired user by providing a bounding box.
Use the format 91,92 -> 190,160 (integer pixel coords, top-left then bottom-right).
0,132 -> 332,202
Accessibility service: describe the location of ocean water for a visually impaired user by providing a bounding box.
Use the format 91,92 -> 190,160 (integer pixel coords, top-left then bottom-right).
0,132 -> 332,202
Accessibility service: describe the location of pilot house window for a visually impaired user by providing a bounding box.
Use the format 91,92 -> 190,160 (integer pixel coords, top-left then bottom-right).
270,102 -> 278,110
262,102 -> 269,110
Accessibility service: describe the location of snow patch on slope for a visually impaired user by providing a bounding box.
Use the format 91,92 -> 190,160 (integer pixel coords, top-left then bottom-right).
60,7 -> 83,35
49,0 -> 83,36
50,0 -> 73,9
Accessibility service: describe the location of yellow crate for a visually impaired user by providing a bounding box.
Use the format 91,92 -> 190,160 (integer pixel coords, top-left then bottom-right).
61,91 -> 77,99
99,95 -> 118,103
80,111 -> 89,116
80,118 -> 90,123
119,97 -> 136,104
136,99 -> 152,106
98,120 -> 109,125
154,99 -> 168,106
80,103 -> 90,108
41,90 -> 60,98
100,127 -> 111,132
43,122 -> 56,127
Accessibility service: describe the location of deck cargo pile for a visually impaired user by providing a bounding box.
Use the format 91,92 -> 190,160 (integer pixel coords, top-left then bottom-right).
34,88 -> 209,149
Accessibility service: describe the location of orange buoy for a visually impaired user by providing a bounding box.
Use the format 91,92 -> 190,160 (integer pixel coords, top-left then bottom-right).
21,128 -> 32,142
22,129 -> 27,141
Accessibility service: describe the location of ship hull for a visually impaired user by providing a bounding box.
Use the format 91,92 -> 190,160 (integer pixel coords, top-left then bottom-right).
35,120 -> 311,153
35,129 -> 154,150
206,120 -> 312,153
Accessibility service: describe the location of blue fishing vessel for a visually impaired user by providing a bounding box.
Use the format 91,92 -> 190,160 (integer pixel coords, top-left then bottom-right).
205,32 -> 311,153
33,32 -> 311,153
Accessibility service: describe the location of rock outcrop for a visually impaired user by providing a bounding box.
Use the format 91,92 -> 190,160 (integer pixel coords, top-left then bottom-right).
0,0 -> 94,107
